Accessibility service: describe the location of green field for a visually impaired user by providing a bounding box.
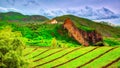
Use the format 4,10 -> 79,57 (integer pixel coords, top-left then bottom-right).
1,12 -> 120,68
23,46 -> 120,68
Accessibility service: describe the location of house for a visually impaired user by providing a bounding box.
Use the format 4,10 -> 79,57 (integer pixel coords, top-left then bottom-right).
50,19 -> 58,24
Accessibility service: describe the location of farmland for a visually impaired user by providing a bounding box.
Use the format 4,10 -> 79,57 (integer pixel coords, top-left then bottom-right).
1,12 -> 120,68
23,46 -> 120,68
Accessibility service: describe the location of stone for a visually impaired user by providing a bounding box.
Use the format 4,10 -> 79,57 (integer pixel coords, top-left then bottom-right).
63,18 -> 103,46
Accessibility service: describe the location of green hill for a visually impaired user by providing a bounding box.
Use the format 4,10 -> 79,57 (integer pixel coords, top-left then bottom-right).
0,12 -> 120,68
54,15 -> 120,38
0,12 -> 49,21
0,12 -> 120,47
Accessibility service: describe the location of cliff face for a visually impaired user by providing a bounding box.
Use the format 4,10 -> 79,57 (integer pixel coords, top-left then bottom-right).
63,18 -> 103,46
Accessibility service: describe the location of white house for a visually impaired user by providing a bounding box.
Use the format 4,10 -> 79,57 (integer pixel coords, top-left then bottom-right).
50,19 -> 58,24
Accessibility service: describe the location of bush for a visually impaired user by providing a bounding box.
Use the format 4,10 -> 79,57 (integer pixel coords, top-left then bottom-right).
51,38 -> 58,48
103,37 -> 120,46
0,26 -> 27,68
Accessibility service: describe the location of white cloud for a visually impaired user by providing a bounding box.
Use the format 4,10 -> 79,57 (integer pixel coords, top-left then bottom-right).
0,7 -> 8,12
0,6 -> 21,12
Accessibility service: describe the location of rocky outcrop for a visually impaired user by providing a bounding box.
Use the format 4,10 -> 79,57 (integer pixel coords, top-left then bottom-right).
63,18 -> 103,46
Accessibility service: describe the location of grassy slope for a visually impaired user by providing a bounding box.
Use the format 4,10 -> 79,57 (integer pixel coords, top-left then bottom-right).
23,23 -> 80,47
23,46 -> 120,68
0,21 -> 81,47
55,15 -> 120,37
0,12 -> 120,46
0,12 -> 120,68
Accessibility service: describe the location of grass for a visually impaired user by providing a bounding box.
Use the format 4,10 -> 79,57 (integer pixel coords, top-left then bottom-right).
103,37 -> 120,46
0,12 -> 49,21
1,16 -> 120,47
1,12 -> 120,68
83,47 -> 120,68
32,48 -> 75,67
59,47 -> 112,68
55,15 -> 120,37
25,48 -> 46,59
23,46 -> 120,68
23,47 -> 36,55
40,47 -> 95,68
31,48 -> 62,61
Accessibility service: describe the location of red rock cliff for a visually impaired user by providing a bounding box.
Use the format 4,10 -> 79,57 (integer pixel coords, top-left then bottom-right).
63,18 -> 103,46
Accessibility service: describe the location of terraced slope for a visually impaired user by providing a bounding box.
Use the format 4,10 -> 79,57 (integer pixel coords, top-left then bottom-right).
23,46 -> 120,68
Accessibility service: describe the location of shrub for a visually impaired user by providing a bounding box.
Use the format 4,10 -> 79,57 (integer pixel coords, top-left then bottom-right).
51,38 -> 58,48
0,26 -> 27,68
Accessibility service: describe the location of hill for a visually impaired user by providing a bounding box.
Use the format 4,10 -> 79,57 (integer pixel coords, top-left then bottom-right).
54,15 -> 120,38
0,12 -> 120,47
0,12 -> 49,22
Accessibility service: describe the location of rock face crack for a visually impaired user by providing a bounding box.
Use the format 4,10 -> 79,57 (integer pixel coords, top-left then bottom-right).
63,18 -> 103,46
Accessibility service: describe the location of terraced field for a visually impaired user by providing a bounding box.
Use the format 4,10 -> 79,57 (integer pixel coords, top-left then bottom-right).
23,46 -> 120,68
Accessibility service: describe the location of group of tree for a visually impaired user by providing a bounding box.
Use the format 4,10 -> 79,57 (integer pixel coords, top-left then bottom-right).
0,26 -> 28,68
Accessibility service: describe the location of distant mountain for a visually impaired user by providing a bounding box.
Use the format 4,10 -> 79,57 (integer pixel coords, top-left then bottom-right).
38,6 -> 120,20
0,7 -> 20,12
0,12 -> 49,21
94,18 -> 120,26
54,15 -> 120,37
0,6 -> 119,20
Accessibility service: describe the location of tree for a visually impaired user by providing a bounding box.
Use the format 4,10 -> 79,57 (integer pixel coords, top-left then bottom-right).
0,26 -> 27,68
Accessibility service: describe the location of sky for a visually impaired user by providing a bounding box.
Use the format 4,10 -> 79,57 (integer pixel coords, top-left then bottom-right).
0,0 -> 120,14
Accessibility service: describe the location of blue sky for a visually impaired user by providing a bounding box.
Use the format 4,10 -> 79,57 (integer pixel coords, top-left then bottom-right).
0,0 -> 120,14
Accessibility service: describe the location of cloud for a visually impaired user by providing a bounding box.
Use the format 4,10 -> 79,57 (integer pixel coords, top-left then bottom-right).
6,0 -> 16,6
0,6 -> 21,12
23,0 -> 39,6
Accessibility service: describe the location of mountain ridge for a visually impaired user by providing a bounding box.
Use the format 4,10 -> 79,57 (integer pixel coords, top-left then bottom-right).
0,11 -> 49,21
0,6 -> 119,20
